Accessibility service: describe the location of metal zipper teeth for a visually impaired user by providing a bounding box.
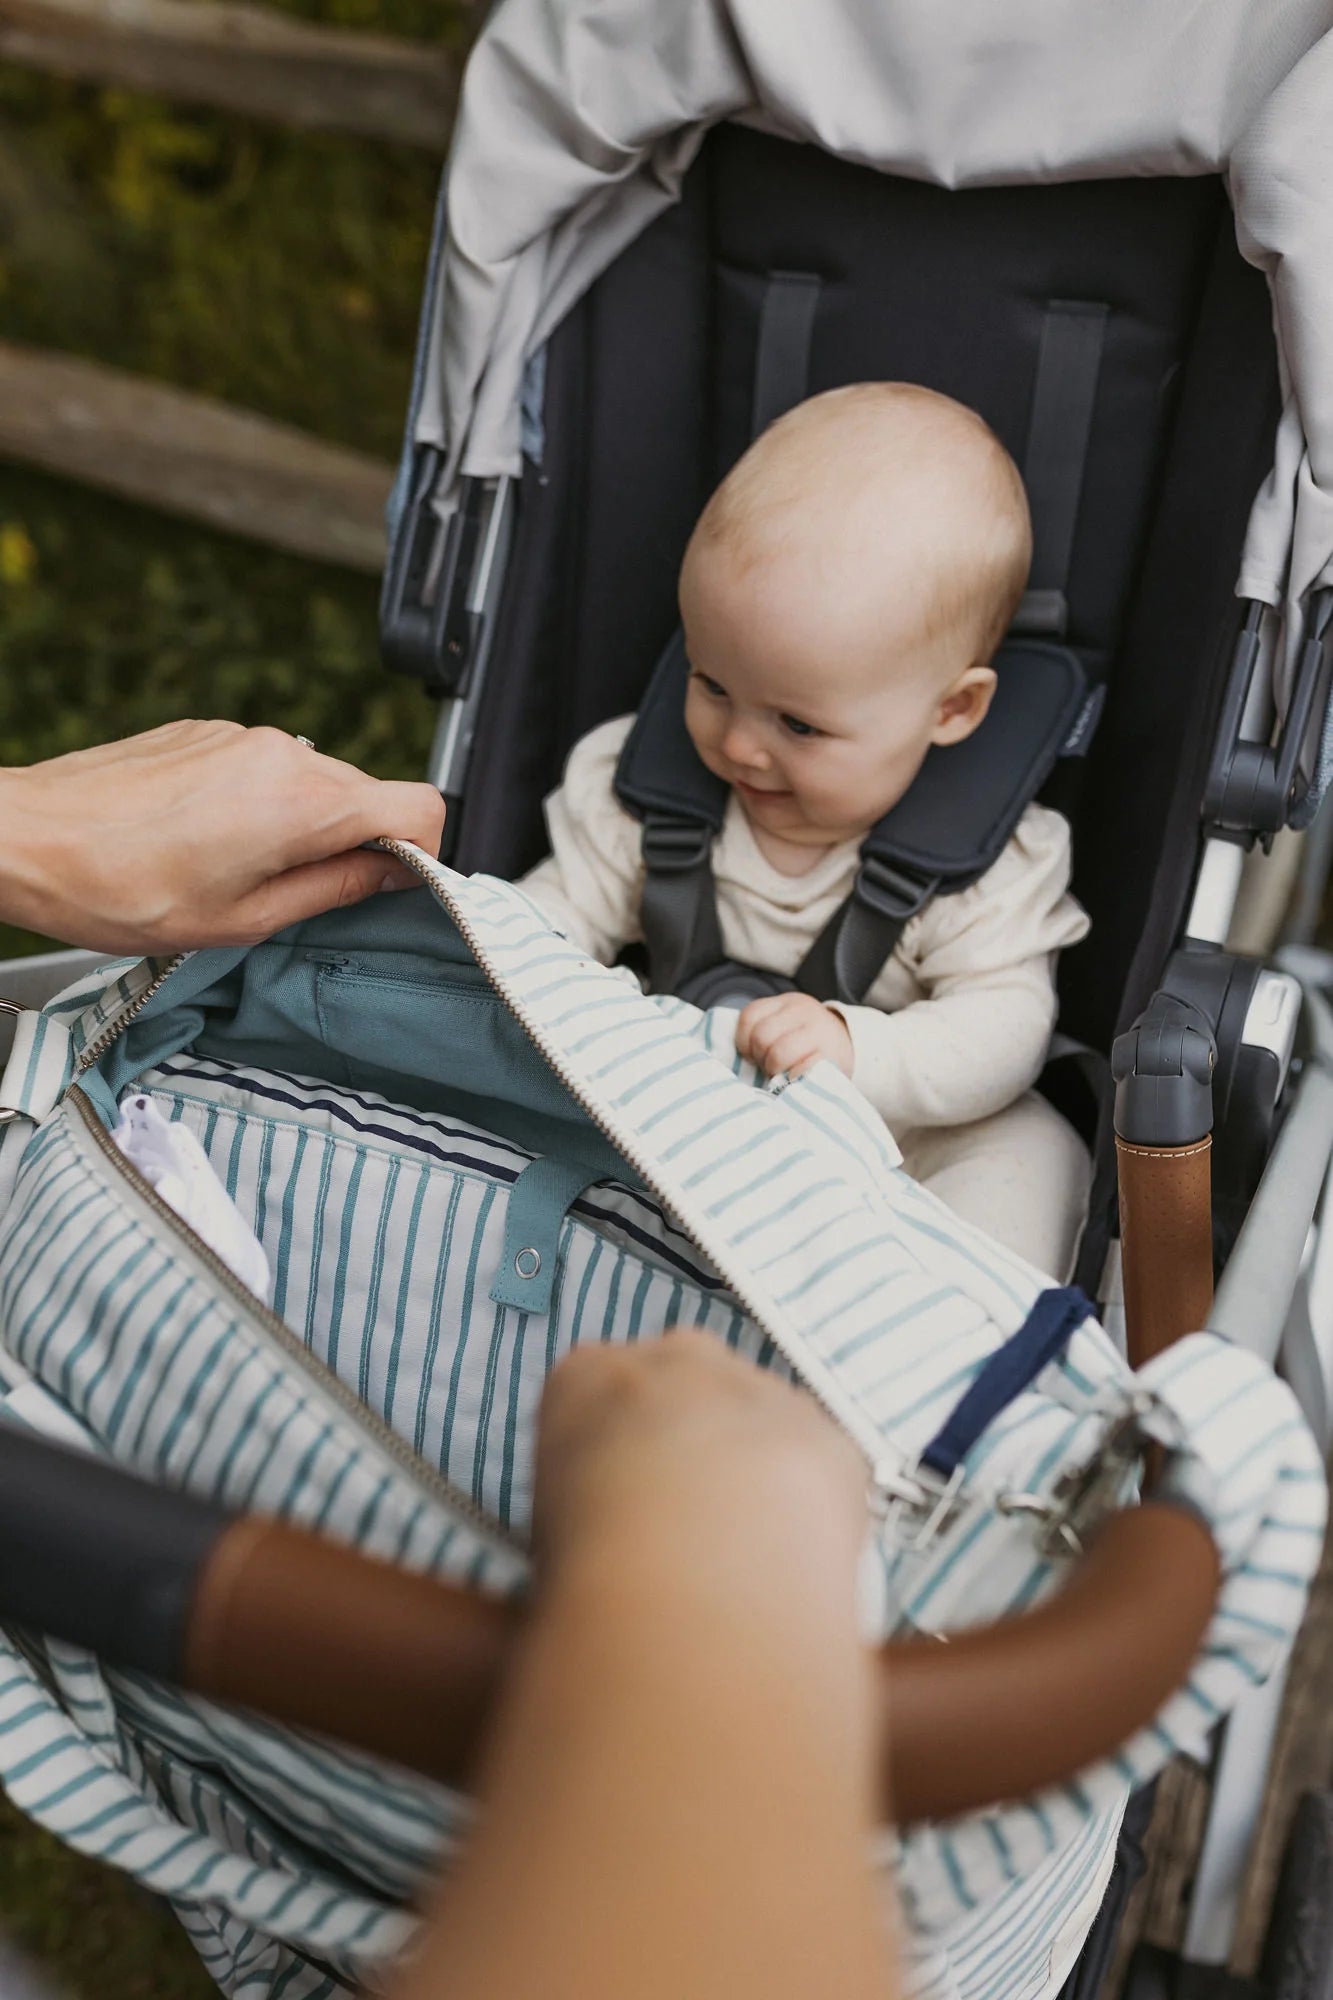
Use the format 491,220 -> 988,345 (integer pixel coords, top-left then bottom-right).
75,956 -> 190,1073
379,840 -> 893,1477
66,1084 -> 522,1558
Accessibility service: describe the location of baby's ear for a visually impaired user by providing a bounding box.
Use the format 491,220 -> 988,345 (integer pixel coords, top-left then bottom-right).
931,665 -> 997,746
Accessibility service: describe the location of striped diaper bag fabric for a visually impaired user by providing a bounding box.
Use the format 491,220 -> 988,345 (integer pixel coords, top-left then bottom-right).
0,846 -> 1320,2000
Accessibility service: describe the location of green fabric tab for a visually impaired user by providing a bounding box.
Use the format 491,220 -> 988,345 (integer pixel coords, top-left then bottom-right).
490,1156 -> 600,1315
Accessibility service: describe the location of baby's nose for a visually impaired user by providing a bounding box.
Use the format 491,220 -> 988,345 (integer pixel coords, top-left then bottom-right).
723,723 -> 770,770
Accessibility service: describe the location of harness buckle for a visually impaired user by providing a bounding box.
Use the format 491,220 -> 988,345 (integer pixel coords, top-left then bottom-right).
854,854 -> 940,925
642,815 -> 715,874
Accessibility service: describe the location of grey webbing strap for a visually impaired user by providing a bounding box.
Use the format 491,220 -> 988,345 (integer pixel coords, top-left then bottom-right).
1021,301 -> 1109,639
795,856 -> 939,1007
751,272 -> 822,437
639,817 -> 727,998
635,272 -> 821,995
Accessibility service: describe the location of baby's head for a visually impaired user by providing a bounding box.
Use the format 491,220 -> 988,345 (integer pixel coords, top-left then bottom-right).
679,383 -> 1032,854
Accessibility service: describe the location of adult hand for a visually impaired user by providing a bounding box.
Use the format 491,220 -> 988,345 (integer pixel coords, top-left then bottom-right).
394,1333 -> 892,2000
735,990 -> 855,1080
0,720 -> 445,953
533,1327 -> 869,1611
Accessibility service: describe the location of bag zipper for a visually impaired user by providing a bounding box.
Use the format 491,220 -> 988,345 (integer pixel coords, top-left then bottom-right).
66,1084 -> 523,1558
76,957 -> 190,1073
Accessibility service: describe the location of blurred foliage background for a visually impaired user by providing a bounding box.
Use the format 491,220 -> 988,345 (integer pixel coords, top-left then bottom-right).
0,0 -> 471,949
0,4 -> 468,1987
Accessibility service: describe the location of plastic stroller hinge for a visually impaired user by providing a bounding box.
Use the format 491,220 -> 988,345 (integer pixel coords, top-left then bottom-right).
381,458 -> 485,695
1204,588 -> 1333,846
1112,989 -> 1217,1147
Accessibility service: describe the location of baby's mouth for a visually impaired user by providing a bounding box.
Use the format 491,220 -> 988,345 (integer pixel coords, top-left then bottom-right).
734,779 -> 790,801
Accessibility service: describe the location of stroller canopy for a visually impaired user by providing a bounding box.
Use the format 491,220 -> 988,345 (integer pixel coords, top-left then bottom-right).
426,0 -> 1333,634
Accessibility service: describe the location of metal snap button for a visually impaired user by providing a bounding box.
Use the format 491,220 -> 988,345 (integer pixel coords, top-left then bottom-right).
514,1247 -> 542,1280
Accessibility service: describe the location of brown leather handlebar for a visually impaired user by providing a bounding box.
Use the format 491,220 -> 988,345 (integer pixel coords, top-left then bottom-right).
884,1500 -> 1219,1821
1116,1135 -> 1215,1368
185,1497 -> 1220,1825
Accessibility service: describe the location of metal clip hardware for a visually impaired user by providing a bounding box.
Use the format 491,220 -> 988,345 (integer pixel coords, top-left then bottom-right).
871,1460 -> 968,1555
0,1000 -> 26,1126
1027,1392 -> 1156,1560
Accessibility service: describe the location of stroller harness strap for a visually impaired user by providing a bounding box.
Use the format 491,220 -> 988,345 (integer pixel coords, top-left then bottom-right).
1020,301 -> 1110,639
616,628 -> 1088,1005
751,270 -> 822,437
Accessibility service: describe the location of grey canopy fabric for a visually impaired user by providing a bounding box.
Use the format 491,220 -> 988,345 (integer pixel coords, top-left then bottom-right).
424,0 -> 1333,683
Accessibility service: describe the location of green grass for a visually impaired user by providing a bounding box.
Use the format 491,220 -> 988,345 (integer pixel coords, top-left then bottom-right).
0,1790 -> 214,1997
0,4 -> 472,1982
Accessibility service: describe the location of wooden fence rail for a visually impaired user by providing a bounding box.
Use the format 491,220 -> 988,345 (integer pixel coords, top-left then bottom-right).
0,0 -> 458,146
0,338 -> 394,570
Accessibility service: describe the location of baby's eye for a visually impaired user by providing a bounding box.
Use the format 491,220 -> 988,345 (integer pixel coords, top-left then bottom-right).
692,672 -> 728,700
780,713 -> 820,738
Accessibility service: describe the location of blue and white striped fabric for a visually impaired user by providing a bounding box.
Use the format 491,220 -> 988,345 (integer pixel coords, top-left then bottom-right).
0,851 -> 1321,2000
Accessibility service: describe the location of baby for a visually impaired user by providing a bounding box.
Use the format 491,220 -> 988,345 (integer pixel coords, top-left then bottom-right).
520,384 -> 1091,1275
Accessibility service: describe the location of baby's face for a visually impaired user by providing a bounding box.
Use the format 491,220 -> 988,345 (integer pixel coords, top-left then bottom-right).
680,542 -> 983,853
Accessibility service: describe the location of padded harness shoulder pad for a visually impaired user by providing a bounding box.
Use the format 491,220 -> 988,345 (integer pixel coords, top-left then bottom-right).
616,629 -> 1088,889
614,629 -> 1087,1004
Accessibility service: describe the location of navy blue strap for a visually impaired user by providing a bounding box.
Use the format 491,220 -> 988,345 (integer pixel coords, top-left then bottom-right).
920,1286 -> 1094,1481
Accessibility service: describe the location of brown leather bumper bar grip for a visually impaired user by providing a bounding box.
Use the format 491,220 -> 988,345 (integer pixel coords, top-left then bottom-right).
1115,1134 -> 1214,1368
1112,989 -> 1217,1366
0,1428 -> 1220,1827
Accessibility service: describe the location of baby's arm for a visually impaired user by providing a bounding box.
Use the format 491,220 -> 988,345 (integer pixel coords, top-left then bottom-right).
830,806 -> 1088,1129
829,959 -> 1061,1128
737,808 -> 1088,1129
735,965 -> 1056,1123
736,993 -> 855,1079
516,718 -> 644,965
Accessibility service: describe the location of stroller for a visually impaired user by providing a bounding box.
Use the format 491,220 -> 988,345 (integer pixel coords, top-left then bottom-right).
0,3 -> 1330,1997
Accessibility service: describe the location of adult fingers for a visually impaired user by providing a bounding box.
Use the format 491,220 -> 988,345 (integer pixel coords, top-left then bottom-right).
322,772 -> 446,859
205,849 -> 411,945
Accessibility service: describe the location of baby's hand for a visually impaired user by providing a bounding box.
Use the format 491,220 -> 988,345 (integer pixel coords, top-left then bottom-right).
735,993 -> 854,1081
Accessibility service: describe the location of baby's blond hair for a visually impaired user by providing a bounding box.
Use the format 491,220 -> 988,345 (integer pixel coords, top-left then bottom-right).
689,383 -> 1032,669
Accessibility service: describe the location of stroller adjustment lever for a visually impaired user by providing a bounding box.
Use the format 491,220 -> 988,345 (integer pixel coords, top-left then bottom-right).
1204,589 -> 1333,845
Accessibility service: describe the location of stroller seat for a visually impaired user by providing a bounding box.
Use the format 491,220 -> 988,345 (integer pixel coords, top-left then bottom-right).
390,120 -> 1280,1299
